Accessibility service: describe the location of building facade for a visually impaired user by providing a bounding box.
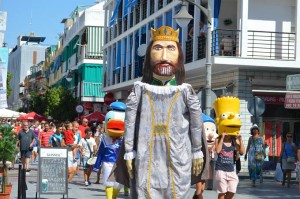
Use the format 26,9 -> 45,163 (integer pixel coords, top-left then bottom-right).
102,0 -> 300,169
16,2 -> 107,116
46,2 -> 106,114
7,33 -> 48,110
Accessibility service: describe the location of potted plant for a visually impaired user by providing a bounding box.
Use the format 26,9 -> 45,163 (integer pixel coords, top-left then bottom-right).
0,125 -> 17,197
223,18 -> 233,26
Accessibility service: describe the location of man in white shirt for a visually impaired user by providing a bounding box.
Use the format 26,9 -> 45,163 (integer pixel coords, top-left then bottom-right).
78,128 -> 97,186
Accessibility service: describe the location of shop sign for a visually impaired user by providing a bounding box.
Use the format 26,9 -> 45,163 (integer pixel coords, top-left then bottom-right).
255,95 -> 285,105
286,74 -> 300,91
284,93 -> 300,109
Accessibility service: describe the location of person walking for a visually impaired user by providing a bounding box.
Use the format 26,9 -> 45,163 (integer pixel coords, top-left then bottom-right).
31,120 -> 40,163
17,121 -> 35,172
78,128 -> 97,186
38,122 -> 54,148
215,132 -> 245,199
280,132 -> 297,188
244,124 -> 265,187
49,124 -> 63,147
79,118 -> 89,138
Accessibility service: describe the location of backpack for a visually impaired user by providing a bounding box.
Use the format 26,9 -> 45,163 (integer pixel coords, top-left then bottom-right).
51,136 -> 61,147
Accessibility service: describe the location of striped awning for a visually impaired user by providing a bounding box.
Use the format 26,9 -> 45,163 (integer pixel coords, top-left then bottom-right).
87,26 -> 103,57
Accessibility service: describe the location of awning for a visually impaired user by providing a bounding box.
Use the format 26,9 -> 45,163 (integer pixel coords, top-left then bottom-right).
110,0 -> 122,26
87,26 -> 103,57
122,0 -> 138,20
116,40 -> 121,68
213,0 -> 222,54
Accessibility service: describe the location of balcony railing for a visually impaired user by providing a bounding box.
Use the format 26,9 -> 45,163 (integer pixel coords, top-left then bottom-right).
247,30 -> 295,60
83,81 -> 106,98
185,29 -> 295,62
212,29 -> 241,57
185,35 -> 208,63
77,46 -> 103,61
128,64 -> 132,80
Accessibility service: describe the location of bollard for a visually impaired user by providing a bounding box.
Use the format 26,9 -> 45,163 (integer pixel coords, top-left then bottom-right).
17,165 -> 22,199
21,168 -> 27,199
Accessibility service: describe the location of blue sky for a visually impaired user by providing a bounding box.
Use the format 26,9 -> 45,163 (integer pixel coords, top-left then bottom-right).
2,0 -> 98,48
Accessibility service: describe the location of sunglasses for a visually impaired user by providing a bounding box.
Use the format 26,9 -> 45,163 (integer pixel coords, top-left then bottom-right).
287,136 -> 292,138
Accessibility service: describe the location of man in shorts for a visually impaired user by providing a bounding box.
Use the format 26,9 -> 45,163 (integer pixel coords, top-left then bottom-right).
17,121 -> 35,172
78,128 -> 97,186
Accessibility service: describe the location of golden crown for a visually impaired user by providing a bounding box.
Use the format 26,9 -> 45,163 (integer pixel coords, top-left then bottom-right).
151,26 -> 179,42
214,96 -> 240,117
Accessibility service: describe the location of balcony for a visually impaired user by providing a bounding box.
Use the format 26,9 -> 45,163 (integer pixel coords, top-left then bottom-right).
212,29 -> 241,57
185,29 -> 295,63
247,30 -> 295,60
77,45 -> 103,61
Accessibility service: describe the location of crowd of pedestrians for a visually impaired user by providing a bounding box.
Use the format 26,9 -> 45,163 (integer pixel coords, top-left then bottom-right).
1,118 -> 300,197
2,118 -> 104,185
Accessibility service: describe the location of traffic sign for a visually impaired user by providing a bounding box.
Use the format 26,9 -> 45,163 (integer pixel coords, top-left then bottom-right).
75,105 -> 84,113
247,96 -> 265,116
286,74 -> 300,91
284,93 -> 300,109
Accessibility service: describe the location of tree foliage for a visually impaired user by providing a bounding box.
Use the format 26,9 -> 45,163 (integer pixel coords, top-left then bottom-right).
29,86 -> 78,121
6,72 -> 12,97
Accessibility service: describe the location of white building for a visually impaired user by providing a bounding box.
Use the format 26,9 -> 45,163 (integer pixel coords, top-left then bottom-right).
102,0 -> 300,168
7,33 -> 48,110
51,2 -> 106,113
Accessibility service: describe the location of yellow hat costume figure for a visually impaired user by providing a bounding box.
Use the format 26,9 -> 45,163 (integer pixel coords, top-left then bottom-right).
213,96 -> 242,136
110,26 -> 208,199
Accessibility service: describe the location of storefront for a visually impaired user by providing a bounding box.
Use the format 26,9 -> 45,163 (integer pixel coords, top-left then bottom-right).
255,94 -> 300,159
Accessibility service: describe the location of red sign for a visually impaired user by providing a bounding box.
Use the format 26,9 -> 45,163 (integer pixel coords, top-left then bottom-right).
255,95 -> 285,104
284,93 -> 300,109
84,102 -> 93,110
104,93 -> 115,106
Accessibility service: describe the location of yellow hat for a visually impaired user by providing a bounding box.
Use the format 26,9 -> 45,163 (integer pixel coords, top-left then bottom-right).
151,26 -> 179,43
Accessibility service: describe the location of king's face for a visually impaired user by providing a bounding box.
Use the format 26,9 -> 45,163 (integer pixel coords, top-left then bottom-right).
150,40 -> 179,76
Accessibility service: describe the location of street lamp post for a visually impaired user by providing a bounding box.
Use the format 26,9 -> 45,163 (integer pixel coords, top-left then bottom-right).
174,0 -> 212,116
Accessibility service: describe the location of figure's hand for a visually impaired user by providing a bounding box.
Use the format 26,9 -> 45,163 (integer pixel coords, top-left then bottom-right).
192,158 -> 204,176
236,134 -> 243,142
221,132 -> 227,140
126,159 -> 134,179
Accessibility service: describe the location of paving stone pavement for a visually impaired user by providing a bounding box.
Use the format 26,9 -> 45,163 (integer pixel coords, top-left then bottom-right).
7,161 -> 300,199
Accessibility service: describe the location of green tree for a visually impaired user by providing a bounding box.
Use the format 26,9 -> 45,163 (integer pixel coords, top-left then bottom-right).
29,91 -> 46,114
6,72 -> 12,97
29,86 -> 77,121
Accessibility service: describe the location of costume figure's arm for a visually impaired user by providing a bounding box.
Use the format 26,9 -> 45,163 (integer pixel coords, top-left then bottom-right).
124,86 -> 140,160
186,86 -> 204,176
93,138 -> 105,172
124,85 -> 141,179
186,86 -> 203,159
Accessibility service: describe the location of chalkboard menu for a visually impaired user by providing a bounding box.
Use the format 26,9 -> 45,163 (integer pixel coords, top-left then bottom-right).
38,148 -> 68,195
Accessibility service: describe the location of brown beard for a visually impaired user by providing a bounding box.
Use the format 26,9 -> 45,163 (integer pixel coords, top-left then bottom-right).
152,62 -> 177,76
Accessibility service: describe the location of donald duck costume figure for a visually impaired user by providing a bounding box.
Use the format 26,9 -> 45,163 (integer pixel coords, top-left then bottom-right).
93,101 -> 126,199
